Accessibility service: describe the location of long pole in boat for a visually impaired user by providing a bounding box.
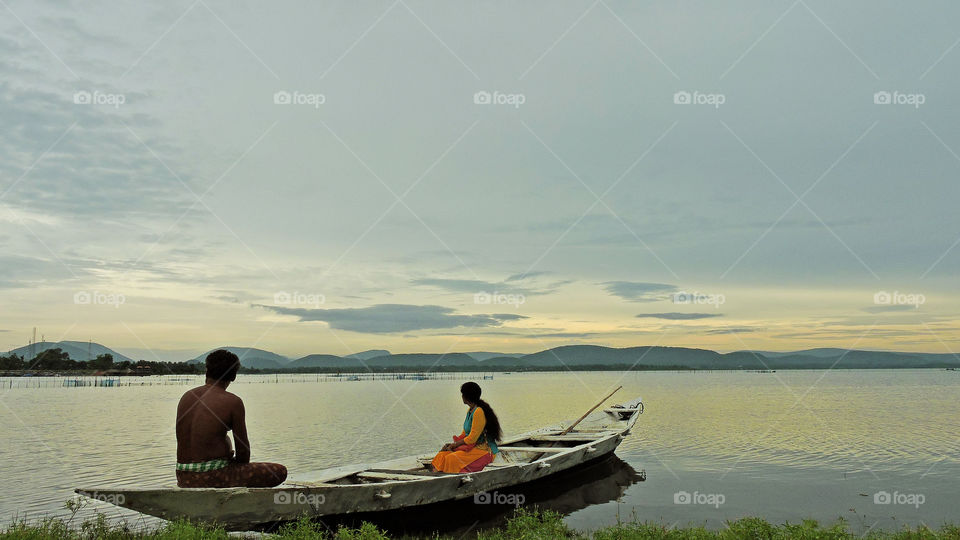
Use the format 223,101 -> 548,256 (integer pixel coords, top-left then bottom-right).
560,385 -> 622,435
522,385 -> 624,463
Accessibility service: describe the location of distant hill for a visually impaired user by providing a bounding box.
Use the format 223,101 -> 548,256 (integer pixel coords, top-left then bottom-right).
288,354 -> 351,369
743,348 -> 853,359
519,345 -> 727,369
7,341 -> 134,363
465,351 -> 525,361
345,349 -> 390,361
513,346 -> 960,370
288,352 -> 484,371
187,347 -> 289,370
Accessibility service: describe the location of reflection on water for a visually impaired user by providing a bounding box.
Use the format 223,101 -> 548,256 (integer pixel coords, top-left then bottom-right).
310,455 -> 643,537
1,370 -> 958,532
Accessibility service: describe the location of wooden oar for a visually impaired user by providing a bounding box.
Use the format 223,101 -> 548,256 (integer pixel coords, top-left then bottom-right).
560,385 -> 622,435
525,386 -> 622,462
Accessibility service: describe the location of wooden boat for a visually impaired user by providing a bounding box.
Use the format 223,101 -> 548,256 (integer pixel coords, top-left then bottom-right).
77,396 -> 642,531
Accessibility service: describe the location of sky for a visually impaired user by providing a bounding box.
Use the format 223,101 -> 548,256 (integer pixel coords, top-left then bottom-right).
1,0 -> 959,361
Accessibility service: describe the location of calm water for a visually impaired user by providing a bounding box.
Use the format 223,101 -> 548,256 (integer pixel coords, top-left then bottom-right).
1,370 -> 958,534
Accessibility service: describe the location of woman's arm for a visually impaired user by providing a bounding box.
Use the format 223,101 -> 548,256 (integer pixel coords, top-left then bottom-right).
455,408 -> 486,447
442,430 -> 468,451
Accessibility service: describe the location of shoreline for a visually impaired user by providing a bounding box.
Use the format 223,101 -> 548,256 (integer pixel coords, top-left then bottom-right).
5,508 -> 959,539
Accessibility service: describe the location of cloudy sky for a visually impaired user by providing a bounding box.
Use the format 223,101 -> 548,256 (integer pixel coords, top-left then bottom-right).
2,1 -> 959,361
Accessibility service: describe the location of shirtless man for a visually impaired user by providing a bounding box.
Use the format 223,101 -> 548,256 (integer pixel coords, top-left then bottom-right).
175,349 -> 287,488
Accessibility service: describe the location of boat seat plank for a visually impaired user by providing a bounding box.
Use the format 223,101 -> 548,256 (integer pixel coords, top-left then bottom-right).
497,446 -> 569,453
531,435 -> 602,442
367,468 -> 445,477
358,472 -> 434,481
291,465 -> 369,484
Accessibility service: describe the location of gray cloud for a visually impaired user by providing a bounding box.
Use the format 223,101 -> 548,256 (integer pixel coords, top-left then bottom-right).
636,312 -> 723,320
602,281 -> 677,302
505,271 -> 551,282
254,303 -> 528,334
0,254 -> 84,289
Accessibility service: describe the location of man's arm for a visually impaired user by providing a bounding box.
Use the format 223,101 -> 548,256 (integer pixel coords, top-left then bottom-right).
231,397 -> 251,463
175,393 -> 192,462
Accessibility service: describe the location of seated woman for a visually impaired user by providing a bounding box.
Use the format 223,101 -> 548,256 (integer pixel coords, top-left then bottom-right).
431,381 -> 502,473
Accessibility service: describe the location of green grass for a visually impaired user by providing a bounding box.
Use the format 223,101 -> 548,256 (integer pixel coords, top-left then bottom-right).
3,508 -> 959,540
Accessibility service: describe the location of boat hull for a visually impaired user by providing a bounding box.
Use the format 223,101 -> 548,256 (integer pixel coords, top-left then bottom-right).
77,396 -> 642,531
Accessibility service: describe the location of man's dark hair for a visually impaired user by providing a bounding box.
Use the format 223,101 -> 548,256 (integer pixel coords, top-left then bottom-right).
206,349 -> 240,382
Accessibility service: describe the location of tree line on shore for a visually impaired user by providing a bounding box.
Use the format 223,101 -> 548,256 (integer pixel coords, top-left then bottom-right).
0,348 -> 200,374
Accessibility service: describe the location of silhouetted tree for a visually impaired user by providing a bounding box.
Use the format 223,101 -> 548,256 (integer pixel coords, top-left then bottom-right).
89,353 -> 114,371
0,353 -> 24,370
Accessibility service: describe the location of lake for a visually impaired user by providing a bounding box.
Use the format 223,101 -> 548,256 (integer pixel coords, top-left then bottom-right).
0,370 -> 957,535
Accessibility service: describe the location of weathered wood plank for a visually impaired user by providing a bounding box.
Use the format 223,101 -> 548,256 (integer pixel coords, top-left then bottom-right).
358,472 -> 436,481
497,446 -> 570,453
530,435 -> 602,442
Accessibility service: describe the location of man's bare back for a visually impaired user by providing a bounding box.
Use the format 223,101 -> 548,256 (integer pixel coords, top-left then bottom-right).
176,384 -> 249,464
174,350 -> 286,488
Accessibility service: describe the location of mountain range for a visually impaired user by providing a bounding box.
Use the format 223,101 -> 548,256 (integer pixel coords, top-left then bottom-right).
7,342 -> 959,371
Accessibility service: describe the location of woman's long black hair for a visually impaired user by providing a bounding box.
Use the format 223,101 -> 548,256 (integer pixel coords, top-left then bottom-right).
461,381 -> 502,443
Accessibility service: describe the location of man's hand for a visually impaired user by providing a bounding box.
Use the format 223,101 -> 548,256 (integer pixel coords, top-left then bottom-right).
441,443 -> 452,451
